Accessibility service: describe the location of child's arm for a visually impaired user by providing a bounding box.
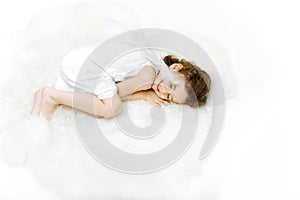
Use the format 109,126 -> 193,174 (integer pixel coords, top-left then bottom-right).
115,66 -> 169,106
116,66 -> 156,98
120,90 -> 148,101
121,89 -> 170,106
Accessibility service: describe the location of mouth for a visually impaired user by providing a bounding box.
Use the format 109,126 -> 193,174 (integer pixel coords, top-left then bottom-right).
157,80 -> 162,91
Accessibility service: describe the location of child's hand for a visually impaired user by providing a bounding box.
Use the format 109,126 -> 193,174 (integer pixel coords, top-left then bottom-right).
145,90 -> 170,106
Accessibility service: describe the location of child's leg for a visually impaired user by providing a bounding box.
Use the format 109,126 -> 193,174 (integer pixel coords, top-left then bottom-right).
60,105 -> 72,110
31,90 -> 42,114
32,87 -> 123,119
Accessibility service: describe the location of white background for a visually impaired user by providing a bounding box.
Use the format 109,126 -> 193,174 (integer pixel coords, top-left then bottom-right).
0,0 -> 299,199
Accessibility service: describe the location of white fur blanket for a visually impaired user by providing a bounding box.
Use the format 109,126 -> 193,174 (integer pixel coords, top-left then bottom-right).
0,2 -> 237,200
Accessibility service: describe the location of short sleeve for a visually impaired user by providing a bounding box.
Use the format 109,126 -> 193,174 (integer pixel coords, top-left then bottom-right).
94,74 -> 118,100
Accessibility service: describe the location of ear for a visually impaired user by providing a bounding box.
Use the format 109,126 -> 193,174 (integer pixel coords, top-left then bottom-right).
170,63 -> 183,72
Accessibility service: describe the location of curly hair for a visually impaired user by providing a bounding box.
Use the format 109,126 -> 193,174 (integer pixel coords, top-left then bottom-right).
163,55 -> 211,108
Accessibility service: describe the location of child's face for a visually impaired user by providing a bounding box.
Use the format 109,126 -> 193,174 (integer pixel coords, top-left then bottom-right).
151,63 -> 188,104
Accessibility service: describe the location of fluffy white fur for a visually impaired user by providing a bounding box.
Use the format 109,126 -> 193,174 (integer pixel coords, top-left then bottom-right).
0,2 -> 236,200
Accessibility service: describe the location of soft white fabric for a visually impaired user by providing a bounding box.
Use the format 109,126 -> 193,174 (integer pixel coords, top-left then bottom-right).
55,44 -> 163,99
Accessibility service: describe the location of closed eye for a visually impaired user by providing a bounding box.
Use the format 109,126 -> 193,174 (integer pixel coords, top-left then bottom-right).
167,93 -> 173,101
170,84 -> 175,101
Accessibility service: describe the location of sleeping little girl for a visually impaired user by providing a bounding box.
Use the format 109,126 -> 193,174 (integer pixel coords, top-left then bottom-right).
30,44 -> 211,120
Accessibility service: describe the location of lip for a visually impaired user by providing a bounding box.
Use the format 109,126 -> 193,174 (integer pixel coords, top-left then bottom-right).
157,80 -> 162,91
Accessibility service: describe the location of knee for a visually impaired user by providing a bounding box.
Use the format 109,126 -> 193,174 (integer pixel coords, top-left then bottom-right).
98,95 -> 123,119
103,103 -> 123,118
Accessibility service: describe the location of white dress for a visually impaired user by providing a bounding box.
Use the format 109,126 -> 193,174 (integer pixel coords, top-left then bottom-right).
55,43 -> 167,99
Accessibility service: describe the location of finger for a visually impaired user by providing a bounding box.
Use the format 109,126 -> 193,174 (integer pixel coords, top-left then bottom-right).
156,101 -> 162,106
164,101 -> 170,105
151,102 -> 158,106
159,100 -> 169,106
158,101 -> 166,106
156,102 -> 162,106
149,101 -> 155,105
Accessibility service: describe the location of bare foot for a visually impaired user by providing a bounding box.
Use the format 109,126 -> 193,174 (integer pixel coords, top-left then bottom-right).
39,87 -> 58,120
31,89 -> 42,115
61,105 -> 72,110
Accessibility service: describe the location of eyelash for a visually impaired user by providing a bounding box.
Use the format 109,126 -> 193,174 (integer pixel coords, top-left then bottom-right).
168,84 -> 175,100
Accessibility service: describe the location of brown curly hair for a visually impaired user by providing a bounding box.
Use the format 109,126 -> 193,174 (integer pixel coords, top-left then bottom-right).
163,55 -> 211,108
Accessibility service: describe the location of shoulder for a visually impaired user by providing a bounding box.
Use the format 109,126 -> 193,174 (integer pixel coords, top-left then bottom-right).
135,65 -> 156,90
137,65 -> 156,80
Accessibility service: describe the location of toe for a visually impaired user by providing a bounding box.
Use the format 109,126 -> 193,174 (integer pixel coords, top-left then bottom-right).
30,90 -> 42,115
